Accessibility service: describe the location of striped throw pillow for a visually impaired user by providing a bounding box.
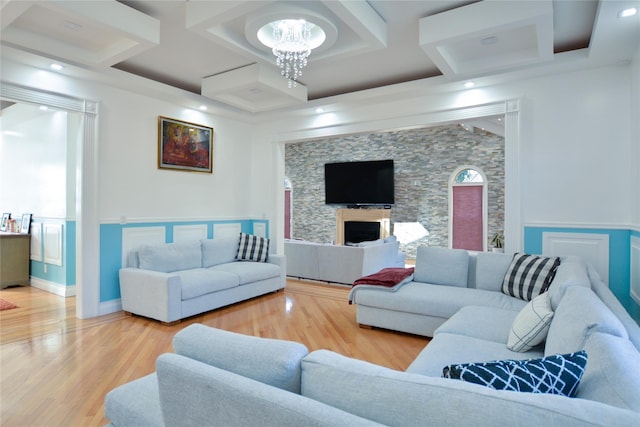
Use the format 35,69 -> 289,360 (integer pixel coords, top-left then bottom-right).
236,233 -> 270,263
502,253 -> 560,301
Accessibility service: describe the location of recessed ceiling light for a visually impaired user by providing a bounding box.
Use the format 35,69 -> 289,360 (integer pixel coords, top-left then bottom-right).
618,7 -> 637,18
39,106 -> 48,111
50,63 -> 63,71
315,107 -> 324,113
464,81 -> 475,88
199,105 -> 207,111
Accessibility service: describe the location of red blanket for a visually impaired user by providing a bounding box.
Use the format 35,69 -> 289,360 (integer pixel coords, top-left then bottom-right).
353,267 -> 415,288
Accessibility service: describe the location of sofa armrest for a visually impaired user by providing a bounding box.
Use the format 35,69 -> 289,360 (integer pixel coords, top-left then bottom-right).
156,353 -> 382,427
119,268 -> 182,323
173,324 -> 307,393
360,242 -> 403,274
267,253 -> 286,287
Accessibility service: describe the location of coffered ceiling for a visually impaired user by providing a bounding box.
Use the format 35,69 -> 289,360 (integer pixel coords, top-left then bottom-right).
1,0 -> 638,113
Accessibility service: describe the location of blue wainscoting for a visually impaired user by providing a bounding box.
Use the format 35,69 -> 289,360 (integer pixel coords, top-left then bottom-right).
524,226 -> 639,322
99,219 -> 269,303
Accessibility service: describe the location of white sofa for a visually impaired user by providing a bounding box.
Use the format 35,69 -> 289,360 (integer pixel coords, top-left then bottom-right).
284,237 -> 405,284
119,235 -> 285,323
106,284 -> 640,427
351,246 -> 619,337
106,248 -> 640,426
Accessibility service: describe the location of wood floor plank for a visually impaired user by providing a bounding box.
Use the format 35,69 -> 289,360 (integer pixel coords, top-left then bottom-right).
0,280 -> 428,426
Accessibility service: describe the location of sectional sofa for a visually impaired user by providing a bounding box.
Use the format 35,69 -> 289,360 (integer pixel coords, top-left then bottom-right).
106,246 -> 640,426
119,234 -> 285,323
284,236 -> 405,284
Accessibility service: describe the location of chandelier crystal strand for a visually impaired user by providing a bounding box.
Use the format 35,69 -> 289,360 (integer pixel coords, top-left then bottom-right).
271,19 -> 312,88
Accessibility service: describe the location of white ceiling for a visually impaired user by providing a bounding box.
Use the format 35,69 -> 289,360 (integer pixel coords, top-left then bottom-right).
1,0 -> 639,113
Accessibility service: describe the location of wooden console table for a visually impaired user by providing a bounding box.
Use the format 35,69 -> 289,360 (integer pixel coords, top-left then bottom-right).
0,232 -> 30,288
335,208 -> 391,245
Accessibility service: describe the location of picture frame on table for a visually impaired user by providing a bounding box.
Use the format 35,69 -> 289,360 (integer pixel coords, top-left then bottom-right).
20,213 -> 32,234
158,116 -> 213,173
0,213 -> 10,232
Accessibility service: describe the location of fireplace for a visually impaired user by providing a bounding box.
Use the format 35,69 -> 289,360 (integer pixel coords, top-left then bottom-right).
335,208 -> 391,245
344,221 -> 381,244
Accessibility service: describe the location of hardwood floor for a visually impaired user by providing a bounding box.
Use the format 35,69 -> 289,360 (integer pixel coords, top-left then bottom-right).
0,280 -> 429,426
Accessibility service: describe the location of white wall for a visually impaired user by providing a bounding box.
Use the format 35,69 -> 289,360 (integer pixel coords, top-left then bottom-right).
0,104 -> 69,219
516,65 -> 633,227
96,89 -> 257,222
256,64 -> 636,236
0,59 -> 259,225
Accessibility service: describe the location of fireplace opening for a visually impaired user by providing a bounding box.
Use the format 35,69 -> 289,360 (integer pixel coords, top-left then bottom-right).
344,221 -> 380,244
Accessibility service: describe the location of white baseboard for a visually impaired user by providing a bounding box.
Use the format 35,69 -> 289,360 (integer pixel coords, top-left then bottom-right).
99,299 -> 122,316
29,277 -> 76,297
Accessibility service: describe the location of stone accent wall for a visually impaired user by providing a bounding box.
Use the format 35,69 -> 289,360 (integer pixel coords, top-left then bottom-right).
285,124 -> 504,259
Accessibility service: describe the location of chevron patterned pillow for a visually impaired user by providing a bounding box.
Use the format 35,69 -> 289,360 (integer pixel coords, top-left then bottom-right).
443,351 -> 587,397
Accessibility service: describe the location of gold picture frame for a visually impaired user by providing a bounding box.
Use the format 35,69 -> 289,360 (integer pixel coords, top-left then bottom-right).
158,116 -> 213,173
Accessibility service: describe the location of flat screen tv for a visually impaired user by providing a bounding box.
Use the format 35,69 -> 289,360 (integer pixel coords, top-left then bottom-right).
324,159 -> 394,206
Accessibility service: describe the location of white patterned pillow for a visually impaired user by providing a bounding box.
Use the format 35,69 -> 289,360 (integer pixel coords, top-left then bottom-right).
236,232 -> 270,263
502,253 -> 560,301
507,292 -> 554,352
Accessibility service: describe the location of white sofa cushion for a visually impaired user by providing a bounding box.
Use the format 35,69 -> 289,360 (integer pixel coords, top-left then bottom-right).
104,373 -> 163,427
209,262 -> 280,285
434,305 -> 519,344
578,332 -> 640,411
474,252 -> 512,292
355,281 -> 526,320
413,246 -> 469,287
179,269 -> 239,300
507,292 -> 554,352
545,286 -> 628,356
173,325 -> 310,393
138,241 -> 201,273
407,333 -> 543,377
546,256 -> 591,310
201,237 -> 238,267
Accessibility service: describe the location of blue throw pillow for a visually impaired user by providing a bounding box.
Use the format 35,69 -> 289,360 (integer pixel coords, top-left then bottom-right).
443,351 -> 587,397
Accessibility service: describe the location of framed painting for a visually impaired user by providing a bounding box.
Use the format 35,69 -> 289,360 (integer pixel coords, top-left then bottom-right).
20,213 -> 32,234
158,116 -> 213,173
0,213 -> 10,232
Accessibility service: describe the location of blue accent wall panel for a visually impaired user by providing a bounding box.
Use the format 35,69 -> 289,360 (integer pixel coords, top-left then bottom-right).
524,226 -> 639,322
100,223 -> 123,302
66,221 -> 76,284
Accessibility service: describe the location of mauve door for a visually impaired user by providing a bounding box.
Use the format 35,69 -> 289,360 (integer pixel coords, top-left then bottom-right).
452,185 -> 483,251
285,189 -> 291,239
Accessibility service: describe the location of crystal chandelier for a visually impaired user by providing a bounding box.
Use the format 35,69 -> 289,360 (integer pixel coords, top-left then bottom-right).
272,20 -> 311,87
258,19 -> 325,88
